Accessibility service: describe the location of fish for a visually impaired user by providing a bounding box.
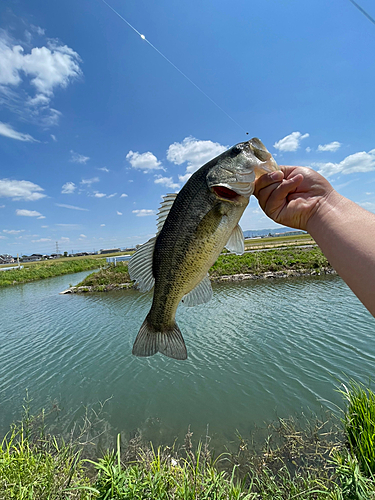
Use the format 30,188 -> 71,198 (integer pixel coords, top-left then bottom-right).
128,138 -> 279,360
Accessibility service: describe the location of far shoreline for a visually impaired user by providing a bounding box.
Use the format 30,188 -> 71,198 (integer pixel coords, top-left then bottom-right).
60,264 -> 337,294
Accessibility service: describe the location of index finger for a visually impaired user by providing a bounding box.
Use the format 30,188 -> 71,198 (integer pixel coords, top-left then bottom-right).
254,170 -> 284,198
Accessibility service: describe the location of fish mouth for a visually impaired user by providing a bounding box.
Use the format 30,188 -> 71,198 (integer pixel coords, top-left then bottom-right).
211,183 -> 253,201
212,185 -> 240,201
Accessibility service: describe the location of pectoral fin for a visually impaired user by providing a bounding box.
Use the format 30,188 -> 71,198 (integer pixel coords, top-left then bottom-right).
225,224 -> 245,255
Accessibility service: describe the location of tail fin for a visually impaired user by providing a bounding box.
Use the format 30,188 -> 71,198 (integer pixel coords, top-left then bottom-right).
132,315 -> 187,360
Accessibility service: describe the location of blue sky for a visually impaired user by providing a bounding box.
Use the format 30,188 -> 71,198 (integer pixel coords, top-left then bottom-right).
1,0 -> 374,256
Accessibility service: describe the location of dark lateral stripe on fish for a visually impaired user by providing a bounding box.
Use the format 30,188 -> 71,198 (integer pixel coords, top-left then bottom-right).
132,315 -> 188,360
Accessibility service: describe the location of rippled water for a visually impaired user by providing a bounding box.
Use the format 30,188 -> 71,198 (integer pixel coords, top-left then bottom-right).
0,271 -> 374,448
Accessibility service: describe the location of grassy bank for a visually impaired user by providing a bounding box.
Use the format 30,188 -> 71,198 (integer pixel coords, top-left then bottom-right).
210,246 -> 329,277
72,246 -> 332,292
0,257 -> 106,287
1,382 -> 375,499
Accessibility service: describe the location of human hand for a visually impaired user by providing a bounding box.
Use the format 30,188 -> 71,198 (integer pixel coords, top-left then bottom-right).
254,166 -> 335,231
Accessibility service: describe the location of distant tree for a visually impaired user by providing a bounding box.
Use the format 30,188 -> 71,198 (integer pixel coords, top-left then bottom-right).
63,251 -> 68,257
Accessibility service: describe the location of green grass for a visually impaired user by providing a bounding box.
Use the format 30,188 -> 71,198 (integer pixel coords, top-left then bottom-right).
75,247 -> 331,291
0,258 -> 106,287
88,436 -> 254,499
77,262 -> 131,287
6,384 -> 375,499
0,415 -> 92,499
244,233 -> 314,249
211,246 -> 330,277
339,381 -> 375,477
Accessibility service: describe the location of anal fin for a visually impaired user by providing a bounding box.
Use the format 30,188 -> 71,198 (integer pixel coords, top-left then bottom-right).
181,275 -> 212,307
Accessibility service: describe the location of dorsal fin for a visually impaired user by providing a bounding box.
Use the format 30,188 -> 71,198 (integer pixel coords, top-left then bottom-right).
128,236 -> 156,292
128,193 -> 178,292
156,193 -> 178,233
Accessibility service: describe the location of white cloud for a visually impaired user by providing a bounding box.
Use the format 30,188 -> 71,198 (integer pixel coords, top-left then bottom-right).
50,134 -> 57,141
312,149 -> 375,177
30,25 -> 45,37
27,93 -> 50,107
80,234 -> 86,238
3,229 -> 25,234
61,181 -> 76,194
93,191 -> 116,199
16,209 -> 43,217
154,176 -> 180,190
0,205 -> 5,208
167,137 -> 227,182
0,121 -> 37,142
71,150 -> 90,164
273,132 -> 309,152
0,179 -> 45,201
120,193 -> 128,198
317,141 -> 341,152
0,31 -> 82,127
0,35 -> 81,93
31,237 -> 51,243
126,151 -> 163,172
81,177 -> 99,186
97,167 -> 109,172
56,223 -> 81,228
55,203 -> 89,211
306,147 -> 311,153
116,211 -> 122,215
100,224 -> 105,226
132,209 -> 157,217
358,201 -> 375,214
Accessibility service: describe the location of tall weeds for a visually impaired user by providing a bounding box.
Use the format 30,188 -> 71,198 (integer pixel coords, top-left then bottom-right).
3,383 -> 375,499
340,381 -> 375,476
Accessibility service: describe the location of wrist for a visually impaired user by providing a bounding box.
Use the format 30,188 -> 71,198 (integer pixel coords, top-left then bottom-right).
306,189 -> 345,237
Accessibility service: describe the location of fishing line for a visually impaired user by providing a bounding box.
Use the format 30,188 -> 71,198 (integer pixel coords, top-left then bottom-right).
348,0 -> 375,26
101,0 -> 248,134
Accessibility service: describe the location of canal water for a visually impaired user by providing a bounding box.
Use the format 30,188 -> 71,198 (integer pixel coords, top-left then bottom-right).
0,271 -> 374,449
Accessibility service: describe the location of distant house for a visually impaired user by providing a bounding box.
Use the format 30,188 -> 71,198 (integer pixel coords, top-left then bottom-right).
273,231 -> 306,237
0,254 -> 15,264
22,254 -> 43,262
50,253 -> 62,259
106,255 -> 131,264
99,248 -> 121,255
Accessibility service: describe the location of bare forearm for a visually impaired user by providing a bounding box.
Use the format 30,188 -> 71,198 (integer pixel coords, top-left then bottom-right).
307,192 -> 375,316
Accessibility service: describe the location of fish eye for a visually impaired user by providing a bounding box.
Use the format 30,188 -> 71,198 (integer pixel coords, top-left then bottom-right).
231,144 -> 243,156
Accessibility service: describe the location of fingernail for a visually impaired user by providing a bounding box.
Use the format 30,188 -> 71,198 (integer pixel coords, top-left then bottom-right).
270,171 -> 283,181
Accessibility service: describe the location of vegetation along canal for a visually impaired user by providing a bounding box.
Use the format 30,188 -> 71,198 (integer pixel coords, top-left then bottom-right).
0,268 -> 374,451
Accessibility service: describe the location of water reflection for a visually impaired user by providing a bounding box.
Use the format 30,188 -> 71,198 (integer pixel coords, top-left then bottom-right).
0,272 -> 374,449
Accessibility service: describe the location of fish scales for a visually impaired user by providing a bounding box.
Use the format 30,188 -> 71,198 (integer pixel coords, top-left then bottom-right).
128,138 -> 279,360
151,168 -> 241,329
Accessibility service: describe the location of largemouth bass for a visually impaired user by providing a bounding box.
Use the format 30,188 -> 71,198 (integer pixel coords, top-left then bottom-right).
128,138 -> 279,360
